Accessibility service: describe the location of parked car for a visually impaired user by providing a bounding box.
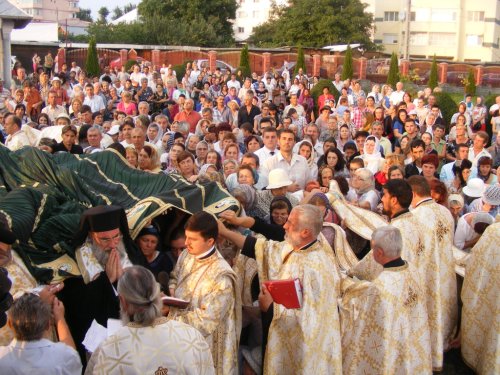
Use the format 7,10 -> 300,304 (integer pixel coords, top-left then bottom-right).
196,59 -> 236,74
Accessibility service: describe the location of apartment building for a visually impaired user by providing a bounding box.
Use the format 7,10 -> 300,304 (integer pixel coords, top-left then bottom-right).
233,0 -> 288,42
371,0 -> 500,62
8,0 -> 88,34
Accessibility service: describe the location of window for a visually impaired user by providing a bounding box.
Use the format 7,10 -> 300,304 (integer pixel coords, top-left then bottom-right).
467,11 -> 484,22
429,32 -> 455,46
410,32 -> 428,46
382,33 -> 398,44
466,34 -> 483,46
253,11 -> 259,17
237,11 -> 247,18
238,27 -> 244,33
412,8 -> 431,22
384,11 -> 399,22
430,9 -> 456,22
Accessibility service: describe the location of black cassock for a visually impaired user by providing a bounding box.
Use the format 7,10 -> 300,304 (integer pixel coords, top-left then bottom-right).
57,272 -> 119,368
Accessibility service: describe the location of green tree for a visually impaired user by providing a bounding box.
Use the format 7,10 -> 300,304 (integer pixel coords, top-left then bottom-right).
428,55 -> 438,90
250,0 -> 374,49
123,3 -> 137,13
465,69 -> 477,96
76,8 -> 92,22
98,6 -> 109,23
341,45 -> 353,80
85,36 -> 100,77
111,6 -> 123,21
238,44 -> 251,79
294,46 -> 306,75
137,0 -> 236,46
387,52 -> 400,87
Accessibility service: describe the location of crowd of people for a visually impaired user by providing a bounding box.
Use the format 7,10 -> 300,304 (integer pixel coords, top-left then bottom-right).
0,57 -> 499,375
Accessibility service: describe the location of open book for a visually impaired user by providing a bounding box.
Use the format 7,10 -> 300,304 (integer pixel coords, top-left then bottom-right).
263,278 -> 303,309
161,296 -> 189,309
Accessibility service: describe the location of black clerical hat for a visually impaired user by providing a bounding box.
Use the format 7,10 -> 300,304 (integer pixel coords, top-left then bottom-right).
73,205 -> 129,248
83,205 -> 124,233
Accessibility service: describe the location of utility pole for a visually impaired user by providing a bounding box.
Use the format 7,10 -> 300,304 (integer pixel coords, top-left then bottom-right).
404,0 -> 411,59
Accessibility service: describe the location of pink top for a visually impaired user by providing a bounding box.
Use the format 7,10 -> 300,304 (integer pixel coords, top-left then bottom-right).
117,101 -> 137,115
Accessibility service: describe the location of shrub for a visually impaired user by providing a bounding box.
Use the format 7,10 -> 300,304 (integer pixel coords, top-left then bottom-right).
310,79 -> 340,114
294,46 -> 306,75
341,46 -> 353,80
124,59 -> 138,72
434,92 -> 458,129
387,52 -> 400,87
465,69 -> 477,96
172,60 -> 192,79
428,55 -> 438,90
238,45 -> 251,79
85,36 -> 100,77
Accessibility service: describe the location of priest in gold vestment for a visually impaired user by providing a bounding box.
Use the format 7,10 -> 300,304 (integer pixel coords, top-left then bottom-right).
340,225 -> 432,374
0,214 -> 64,346
86,266 -> 215,375
407,176 -> 458,370
168,212 -> 241,375
460,222 -> 499,375
335,179 -> 454,370
219,205 -> 343,374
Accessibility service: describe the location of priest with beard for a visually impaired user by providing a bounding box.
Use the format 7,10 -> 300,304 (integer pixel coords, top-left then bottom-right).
218,204 -> 343,374
58,205 -> 145,365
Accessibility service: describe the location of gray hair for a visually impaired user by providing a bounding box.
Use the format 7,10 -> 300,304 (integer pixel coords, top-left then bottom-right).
293,204 -> 323,238
9,293 -> 51,341
371,225 -> 402,258
88,125 -> 103,135
117,266 -> 162,326
177,121 -> 190,135
138,101 -> 150,110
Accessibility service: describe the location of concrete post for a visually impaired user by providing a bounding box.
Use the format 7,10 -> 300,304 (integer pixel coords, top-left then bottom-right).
358,57 -> 367,80
208,50 -> 217,73
400,59 -> 410,77
438,63 -> 448,84
2,20 -> 14,88
119,49 -> 128,68
152,49 -> 161,67
262,52 -> 271,75
312,54 -> 321,77
475,65 -> 484,86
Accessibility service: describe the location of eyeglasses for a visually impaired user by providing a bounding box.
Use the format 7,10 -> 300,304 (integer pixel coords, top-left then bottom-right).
95,233 -> 122,244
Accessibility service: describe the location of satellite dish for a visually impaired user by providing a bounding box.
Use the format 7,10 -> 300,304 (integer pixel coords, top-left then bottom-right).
399,11 -> 406,21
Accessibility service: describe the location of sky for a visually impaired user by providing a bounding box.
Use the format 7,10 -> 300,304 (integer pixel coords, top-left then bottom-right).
78,0 -> 141,20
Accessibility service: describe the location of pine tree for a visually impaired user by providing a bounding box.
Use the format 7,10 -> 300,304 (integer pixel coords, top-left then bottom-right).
85,36 -> 100,77
387,52 -> 400,87
238,44 -> 251,79
341,45 -> 353,80
428,55 -> 438,89
465,69 -> 477,96
294,46 -> 306,75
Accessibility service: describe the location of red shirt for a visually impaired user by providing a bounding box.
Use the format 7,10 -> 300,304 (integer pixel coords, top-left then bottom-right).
174,110 -> 202,133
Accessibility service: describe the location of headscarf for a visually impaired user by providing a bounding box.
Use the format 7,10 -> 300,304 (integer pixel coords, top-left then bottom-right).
231,184 -> 256,212
147,123 -> 164,146
199,163 -> 216,175
361,135 -> 383,174
164,131 -> 175,152
294,139 -> 316,168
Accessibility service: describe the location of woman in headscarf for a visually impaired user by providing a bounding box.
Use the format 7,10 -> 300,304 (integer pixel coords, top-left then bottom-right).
360,135 -> 385,174
295,139 -> 318,181
135,225 -> 173,280
146,123 -> 163,148
185,134 -> 200,155
195,140 -> 209,168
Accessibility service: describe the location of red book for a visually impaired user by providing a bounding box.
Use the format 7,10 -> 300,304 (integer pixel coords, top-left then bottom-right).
263,278 -> 303,309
